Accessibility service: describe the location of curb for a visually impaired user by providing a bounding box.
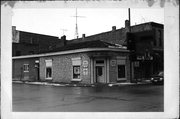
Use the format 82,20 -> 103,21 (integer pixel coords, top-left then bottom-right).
13,80 -> 152,87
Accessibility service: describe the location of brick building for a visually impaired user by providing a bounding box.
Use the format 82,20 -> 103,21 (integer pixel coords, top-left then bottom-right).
12,26 -> 66,56
13,40 -> 130,84
12,21 -> 164,84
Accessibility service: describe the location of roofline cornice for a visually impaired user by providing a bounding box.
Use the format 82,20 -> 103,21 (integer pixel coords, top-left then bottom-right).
12,48 -> 129,59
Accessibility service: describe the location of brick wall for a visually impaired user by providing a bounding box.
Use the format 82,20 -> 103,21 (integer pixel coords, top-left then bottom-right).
39,53 -> 91,84
108,52 -> 130,83
13,58 -> 39,81
109,57 -> 118,83
12,29 -> 64,56
68,22 -> 159,46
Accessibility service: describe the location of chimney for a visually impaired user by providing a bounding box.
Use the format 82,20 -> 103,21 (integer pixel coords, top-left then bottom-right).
125,20 -> 130,28
12,26 -> 16,31
112,26 -> 116,31
82,34 -> 86,39
61,35 -> 66,46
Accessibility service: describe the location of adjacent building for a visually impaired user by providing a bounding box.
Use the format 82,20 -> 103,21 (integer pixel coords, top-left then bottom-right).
12,26 -> 65,56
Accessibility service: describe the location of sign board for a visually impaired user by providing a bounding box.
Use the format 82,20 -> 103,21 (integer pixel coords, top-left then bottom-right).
136,56 -> 153,61
83,68 -> 88,75
82,61 -> 88,67
110,60 -> 116,66
137,56 -> 144,60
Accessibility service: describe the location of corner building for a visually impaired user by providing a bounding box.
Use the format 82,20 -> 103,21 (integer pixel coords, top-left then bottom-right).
13,40 -> 130,84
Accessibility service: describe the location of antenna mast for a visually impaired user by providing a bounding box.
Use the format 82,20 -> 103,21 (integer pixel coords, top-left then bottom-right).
75,8 -> 78,39
72,8 -> 85,39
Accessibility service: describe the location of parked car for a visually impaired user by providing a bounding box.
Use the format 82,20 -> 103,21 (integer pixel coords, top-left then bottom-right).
151,71 -> 164,85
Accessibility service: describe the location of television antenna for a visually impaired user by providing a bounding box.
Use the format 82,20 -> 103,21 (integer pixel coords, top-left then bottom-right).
72,8 -> 86,39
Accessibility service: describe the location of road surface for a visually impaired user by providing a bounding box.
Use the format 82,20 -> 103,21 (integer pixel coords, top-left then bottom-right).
13,83 -> 163,112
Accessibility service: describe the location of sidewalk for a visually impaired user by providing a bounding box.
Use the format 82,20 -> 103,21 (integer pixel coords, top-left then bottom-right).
13,80 -> 152,87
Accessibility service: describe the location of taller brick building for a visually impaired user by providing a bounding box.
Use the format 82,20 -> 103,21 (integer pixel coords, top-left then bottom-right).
12,26 -> 66,56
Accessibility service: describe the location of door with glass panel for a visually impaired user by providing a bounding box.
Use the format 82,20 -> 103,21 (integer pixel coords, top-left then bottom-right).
95,59 -> 106,83
95,66 -> 105,83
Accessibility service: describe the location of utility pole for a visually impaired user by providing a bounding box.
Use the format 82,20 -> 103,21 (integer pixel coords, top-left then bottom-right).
72,8 -> 85,39
129,8 -> 131,32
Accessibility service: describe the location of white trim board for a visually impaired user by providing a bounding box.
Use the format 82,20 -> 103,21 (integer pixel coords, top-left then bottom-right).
12,48 -> 129,59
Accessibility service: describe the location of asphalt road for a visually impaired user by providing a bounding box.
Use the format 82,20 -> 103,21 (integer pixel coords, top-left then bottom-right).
13,83 -> 163,112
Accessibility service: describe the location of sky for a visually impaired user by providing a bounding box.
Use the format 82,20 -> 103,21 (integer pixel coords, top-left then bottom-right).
12,8 -> 164,40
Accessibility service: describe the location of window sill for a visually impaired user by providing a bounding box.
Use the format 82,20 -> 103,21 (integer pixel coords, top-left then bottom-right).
71,79 -> 82,81
117,78 -> 126,81
45,78 -> 52,80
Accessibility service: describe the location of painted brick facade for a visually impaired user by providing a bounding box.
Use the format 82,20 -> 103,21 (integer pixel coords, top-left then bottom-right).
39,53 -> 91,84
38,50 -> 129,84
13,58 -> 39,81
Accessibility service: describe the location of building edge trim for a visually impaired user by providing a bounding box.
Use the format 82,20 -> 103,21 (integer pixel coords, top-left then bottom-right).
12,48 -> 130,59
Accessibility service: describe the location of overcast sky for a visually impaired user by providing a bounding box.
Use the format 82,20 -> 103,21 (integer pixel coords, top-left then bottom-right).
12,8 -> 164,40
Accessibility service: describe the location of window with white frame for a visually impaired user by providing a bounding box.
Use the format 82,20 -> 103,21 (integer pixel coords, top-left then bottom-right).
73,66 -> 80,79
23,64 -> 29,72
72,57 -> 81,80
45,60 -> 52,79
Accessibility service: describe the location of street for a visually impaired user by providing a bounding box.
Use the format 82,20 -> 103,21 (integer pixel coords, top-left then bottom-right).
13,83 -> 163,112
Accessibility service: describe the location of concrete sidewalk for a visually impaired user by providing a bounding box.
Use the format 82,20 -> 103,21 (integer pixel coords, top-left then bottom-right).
13,80 -> 152,87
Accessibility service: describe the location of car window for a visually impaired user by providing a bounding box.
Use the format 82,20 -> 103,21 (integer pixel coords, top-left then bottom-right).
158,72 -> 163,76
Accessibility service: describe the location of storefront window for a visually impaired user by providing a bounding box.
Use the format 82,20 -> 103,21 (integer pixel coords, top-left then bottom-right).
73,66 -> 80,79
72,57 -> 81,80
118,65 -> 125,78
46,67 -> 52,78
45,60 -> 52,79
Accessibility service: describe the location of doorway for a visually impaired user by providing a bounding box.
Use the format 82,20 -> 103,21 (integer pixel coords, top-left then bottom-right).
94,59 -> 106,83
95,66 -> 105,83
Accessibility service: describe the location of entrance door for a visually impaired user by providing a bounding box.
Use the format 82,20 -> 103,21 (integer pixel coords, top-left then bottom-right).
117,65 -> 126,80
95,66 -> 105,83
